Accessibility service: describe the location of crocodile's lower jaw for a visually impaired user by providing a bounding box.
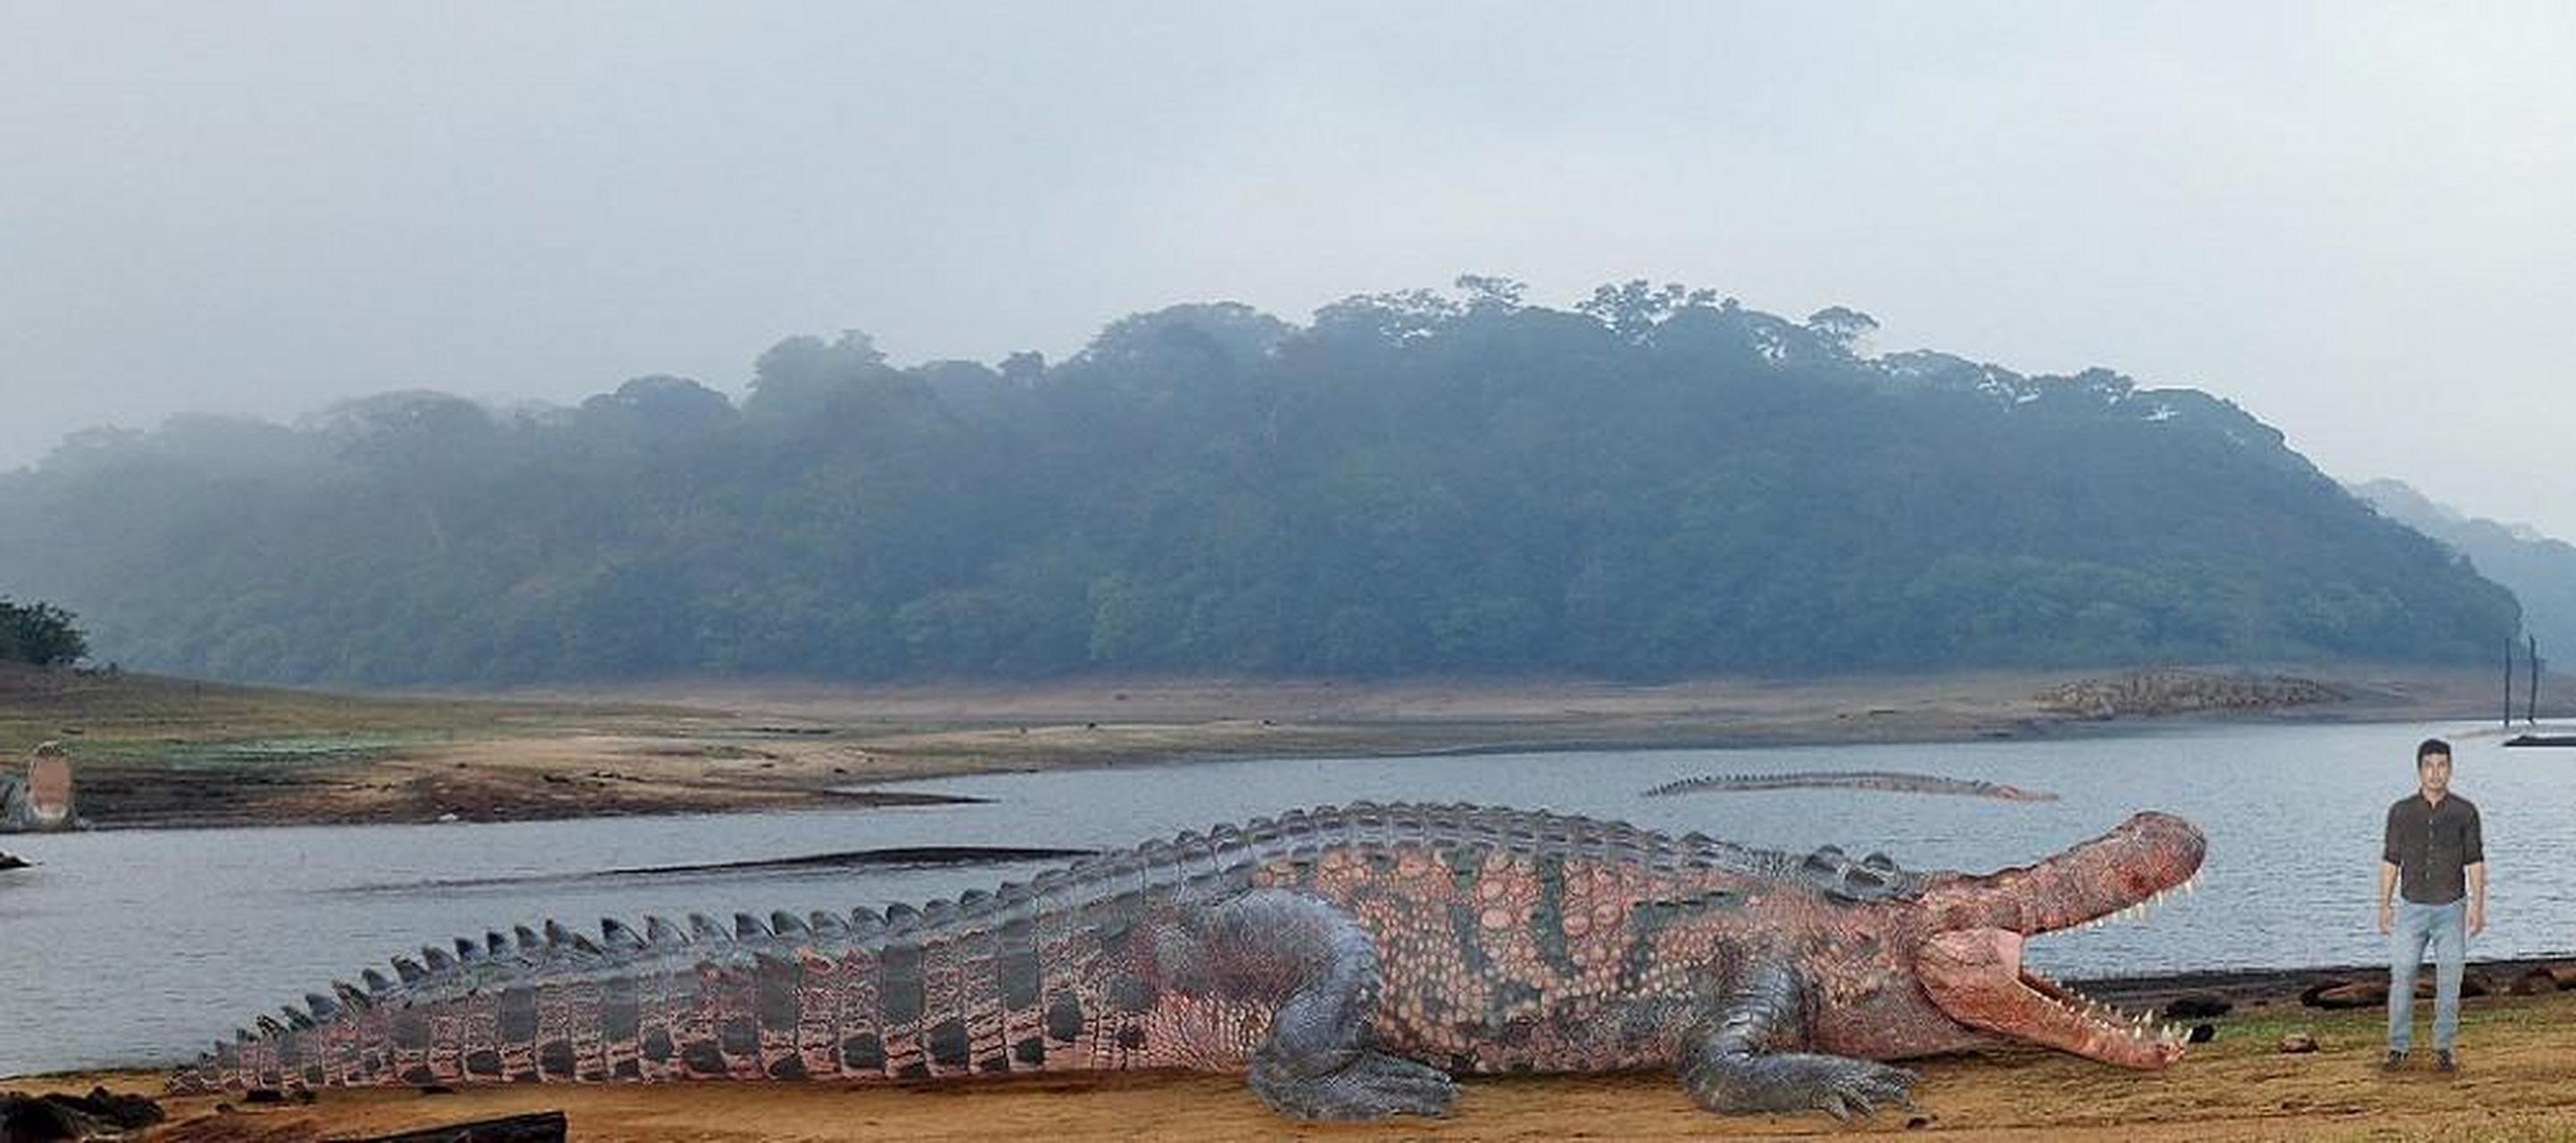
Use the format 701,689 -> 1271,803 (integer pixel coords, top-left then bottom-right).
1918,928 -> 2187,1069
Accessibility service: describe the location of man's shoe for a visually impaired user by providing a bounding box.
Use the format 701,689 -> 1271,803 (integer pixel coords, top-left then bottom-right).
2435,1050 -> 2456,1073
2381,1050 -> 2408,1072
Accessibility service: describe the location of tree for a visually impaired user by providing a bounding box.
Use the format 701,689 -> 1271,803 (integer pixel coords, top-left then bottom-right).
1805,306 -> 1880,356
1453,274 -> 1528,313
0,598 -> 88,667
744,330 -> 894,420
1575,279 -> 1718,342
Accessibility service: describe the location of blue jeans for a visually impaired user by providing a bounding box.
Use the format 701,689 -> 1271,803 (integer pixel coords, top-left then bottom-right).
2388,898 -> 2467,1054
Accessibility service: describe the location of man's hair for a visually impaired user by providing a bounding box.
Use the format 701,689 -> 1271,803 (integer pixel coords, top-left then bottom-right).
2417,738 -> 2453,766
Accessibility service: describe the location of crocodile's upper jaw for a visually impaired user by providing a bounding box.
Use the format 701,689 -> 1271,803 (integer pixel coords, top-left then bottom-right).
1912,811 -> 2206,1069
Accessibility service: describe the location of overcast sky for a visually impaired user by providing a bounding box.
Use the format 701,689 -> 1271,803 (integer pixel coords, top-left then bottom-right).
5,1 -> 2572,537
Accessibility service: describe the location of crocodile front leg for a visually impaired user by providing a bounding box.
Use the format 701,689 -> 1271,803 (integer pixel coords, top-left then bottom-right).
1677,956 -> 1918,1121
1178,889 -> 1456,1121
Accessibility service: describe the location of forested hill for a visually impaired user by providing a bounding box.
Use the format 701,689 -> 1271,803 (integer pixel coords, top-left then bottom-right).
0,282 -> 2521,685
2352,479 -> 2576,662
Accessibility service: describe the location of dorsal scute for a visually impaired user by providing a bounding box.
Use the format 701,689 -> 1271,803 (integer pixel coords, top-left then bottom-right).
602,917 -> 645,949
769,910 -> 809,936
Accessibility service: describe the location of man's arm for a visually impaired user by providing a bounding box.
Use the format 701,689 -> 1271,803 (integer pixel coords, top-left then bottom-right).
2378,802 -> 2402,933
2377,861 -> 2398,933
2464,803 -> 2486,936
2465,863 -> 2487,936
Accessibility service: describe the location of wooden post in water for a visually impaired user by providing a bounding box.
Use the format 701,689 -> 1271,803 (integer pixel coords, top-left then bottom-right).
2504,637 -> 2516,729
2531,634 -> 2543,725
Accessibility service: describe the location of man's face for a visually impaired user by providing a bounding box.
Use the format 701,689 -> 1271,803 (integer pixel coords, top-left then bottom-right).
2418,752 -> 2453,797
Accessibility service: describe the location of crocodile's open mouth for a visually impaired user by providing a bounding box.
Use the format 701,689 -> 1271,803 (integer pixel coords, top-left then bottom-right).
1915,812 -> 2206,1069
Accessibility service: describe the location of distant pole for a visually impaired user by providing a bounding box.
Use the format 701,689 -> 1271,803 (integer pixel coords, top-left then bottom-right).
2505,637 -> 2516,729
2531,634 -> 2543,725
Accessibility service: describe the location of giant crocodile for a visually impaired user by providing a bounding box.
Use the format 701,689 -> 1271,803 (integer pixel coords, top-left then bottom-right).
171,802 -> 2204,1122
1642,770 -> 2059,803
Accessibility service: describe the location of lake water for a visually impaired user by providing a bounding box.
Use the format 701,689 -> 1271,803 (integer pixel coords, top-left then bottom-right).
3,720 -> 2569,1077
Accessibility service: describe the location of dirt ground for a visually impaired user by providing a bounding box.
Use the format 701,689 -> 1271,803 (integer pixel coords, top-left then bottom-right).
3,663 -> 2543,829
24,981 -> 2575,1141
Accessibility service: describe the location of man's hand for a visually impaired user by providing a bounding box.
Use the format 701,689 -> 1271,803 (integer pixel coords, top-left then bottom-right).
2467,903 -> 2485,937
2377,901 -> 2394,934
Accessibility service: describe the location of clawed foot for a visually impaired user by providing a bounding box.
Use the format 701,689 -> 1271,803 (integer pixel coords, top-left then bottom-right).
1809,1058 -> 1918,1122
1248,1049 -> 1458,1121
1683,1051 -> 1920,1122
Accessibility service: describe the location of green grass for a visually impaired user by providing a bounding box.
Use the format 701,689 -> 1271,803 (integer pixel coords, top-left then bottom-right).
2215,982 -> 2564,1046
0,663 -> 657,765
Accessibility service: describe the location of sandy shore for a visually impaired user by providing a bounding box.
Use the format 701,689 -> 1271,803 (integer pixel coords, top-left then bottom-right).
23,971 -> 2576,1141
4,663 -> 2547,829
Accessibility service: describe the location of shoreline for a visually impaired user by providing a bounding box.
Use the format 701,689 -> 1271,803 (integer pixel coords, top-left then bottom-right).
4,663 -> 2547,831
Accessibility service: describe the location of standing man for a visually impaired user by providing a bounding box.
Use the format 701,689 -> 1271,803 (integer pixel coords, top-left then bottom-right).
2377,737 -> 2485,1072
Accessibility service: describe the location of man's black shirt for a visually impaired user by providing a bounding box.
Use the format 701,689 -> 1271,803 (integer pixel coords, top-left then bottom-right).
2383,792 -> 2484,905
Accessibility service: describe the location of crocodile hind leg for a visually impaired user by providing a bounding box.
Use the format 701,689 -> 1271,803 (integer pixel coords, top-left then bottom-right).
1176,889 -> 1456,1120
1677,956 -> 1918,1121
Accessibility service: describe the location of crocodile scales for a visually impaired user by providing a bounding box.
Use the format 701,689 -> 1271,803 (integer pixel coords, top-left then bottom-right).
170,802 -> 2206,1121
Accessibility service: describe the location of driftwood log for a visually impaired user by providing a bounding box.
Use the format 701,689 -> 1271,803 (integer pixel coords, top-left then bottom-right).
0,1088 -> 164,1142
2301,970 -> 2494,1009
